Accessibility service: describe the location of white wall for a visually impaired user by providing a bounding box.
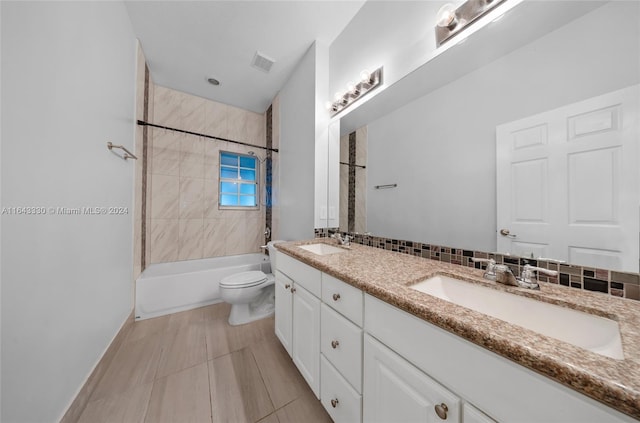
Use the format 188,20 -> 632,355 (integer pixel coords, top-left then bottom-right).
366,2 -> 640,251
329,1 -> 450,97
1,2 -> 136,421
278,43 -> 318,240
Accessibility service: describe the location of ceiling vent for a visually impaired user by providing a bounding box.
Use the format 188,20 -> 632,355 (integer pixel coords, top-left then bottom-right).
251,51 -> 275,73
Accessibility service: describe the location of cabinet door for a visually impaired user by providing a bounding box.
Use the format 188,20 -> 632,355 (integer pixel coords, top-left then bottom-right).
363,335 -> 461,423
275,271 -> 293,356
292,284 -> 321,398
463,403 -> 496,423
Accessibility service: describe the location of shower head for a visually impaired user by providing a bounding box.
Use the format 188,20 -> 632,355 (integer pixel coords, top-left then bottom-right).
248,151 -> 266,162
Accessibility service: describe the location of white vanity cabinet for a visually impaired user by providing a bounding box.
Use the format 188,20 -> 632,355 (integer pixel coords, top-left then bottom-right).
320,273 -> 364,423
463,404 -> 497,423
275,252 -> 322,398
363,334 -> 461,423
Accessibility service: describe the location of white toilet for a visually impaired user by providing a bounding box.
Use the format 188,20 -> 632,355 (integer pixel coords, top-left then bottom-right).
220,240 -> 285,326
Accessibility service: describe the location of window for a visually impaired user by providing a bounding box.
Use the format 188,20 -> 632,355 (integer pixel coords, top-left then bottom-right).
219,151 -> 259,209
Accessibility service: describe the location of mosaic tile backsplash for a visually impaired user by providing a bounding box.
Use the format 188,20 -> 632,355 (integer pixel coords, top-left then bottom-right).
314,228 -> 640,301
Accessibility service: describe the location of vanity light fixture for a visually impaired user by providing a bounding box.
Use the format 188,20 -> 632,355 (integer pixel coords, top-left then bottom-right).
435,0 -> 507,47
328,67 -> 383,116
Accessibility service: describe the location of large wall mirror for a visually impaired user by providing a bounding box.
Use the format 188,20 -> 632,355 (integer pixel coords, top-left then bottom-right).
327,1 -> 640,273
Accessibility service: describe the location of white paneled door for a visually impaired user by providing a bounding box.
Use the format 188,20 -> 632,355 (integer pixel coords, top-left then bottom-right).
497,85 -> 639,271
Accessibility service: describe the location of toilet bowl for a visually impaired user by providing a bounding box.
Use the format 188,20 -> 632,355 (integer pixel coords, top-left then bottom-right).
220,240 -> 285,326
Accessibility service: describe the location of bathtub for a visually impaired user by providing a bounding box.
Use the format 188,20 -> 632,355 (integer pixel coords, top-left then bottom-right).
135,253 -> 271,320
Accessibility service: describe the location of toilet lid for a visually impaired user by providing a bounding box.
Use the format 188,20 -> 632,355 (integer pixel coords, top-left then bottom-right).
220,271 -> 267,288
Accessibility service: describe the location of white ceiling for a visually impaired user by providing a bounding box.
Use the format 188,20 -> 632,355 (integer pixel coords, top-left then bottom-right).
125,1 -> 365,114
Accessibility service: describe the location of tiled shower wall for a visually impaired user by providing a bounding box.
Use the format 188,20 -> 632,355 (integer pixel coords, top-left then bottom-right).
146,86 -> 267,264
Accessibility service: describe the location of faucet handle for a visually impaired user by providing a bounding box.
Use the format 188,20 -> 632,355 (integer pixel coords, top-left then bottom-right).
520,264 -> 558,283
471,258 -> 497,280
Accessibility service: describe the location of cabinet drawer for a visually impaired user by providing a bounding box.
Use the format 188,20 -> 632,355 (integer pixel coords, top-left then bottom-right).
322,273 -> 363,326
464,403 -> 497,423
321,304 -> 363,392
277,252 -> 322,297
321,355 -> 362,423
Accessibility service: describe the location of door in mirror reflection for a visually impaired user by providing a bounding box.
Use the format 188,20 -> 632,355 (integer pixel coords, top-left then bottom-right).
497,85 -> 639,272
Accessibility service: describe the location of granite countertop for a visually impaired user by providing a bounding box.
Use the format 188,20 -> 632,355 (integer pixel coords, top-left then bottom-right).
276,239 -> 640,420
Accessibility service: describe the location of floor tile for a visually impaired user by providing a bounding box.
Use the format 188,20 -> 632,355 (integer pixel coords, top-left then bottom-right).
125,315 -> 171,344
145,363 -> 211,423
205,309 -> 275,359
251,337 -> 308,409
257,412 -> 281,423
78,382 -> 153,423
208,348 -> 274,423
156,322 -> 207,378
91,332 -> 162,401
275,384 -> 331,423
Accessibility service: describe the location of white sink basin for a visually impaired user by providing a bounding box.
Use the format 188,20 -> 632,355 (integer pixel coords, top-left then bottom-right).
298,243 -> 347,256
411,275 -> 624,360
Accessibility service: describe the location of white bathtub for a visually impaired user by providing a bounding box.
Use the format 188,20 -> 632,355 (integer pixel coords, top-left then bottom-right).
135,253 -> 271,320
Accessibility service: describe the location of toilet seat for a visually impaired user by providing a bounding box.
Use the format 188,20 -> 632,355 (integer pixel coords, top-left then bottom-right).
220,271 -> 268,289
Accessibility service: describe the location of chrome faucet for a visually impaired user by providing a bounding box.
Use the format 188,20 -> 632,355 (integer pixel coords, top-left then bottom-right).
331,233 -> 352,246
473,259 -> 558,290
470,258 -> 497,281
517,264 -> 558,290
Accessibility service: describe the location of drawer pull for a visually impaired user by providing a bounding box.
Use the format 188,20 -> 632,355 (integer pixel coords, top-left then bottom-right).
331,398 -> 339,408
331,340 -> 340,349
284,284 -> 291,289
290,287 -> 296,293
435,403 -> 448,420
332,293 -> 341,301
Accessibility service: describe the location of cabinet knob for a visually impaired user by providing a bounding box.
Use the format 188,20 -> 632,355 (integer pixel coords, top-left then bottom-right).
290,287 -> 296,293
284,284 -> 291,289
434,403 -> 448,420
332,293 -> 341,301
330,398 -> 339,408
331,340 -> 340,349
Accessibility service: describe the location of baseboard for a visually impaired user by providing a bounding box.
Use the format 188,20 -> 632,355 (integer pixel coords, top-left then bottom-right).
59,310 -> 134,423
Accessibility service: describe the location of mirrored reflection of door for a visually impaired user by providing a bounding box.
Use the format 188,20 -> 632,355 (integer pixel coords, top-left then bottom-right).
496,85 -> 639,272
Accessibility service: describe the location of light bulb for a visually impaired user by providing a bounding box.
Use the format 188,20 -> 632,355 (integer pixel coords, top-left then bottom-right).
346,81 -> 355,92
436,3 -> 458,28
325,101 -> 334,111
334,91 -> 343,102
360,70 -> 371,83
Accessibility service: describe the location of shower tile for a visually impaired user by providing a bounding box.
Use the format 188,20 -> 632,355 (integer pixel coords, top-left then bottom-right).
245,216 -> 262,253
145,363 -> 211,423
208,348 -> 274,423
149,219 -> 179,264
204,100 -> 229,138
180,137 -> 204,179
151,129 -> 180,176
181,94 -> 206,133
203,183 -> 221,219
178,219 -> 204,261
246,111 -> 265,146
204,142 -> 221,180
203,218 -> 227,258
225,214 -> 247,255
272,95 -> 280,150
227,106 -> 249,143
179,177 -> 204,219
153,85 -> 182,128
150,175 -> 179,219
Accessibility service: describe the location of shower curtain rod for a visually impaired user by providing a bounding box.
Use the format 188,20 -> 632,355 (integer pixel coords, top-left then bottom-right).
136,120 -> 279,153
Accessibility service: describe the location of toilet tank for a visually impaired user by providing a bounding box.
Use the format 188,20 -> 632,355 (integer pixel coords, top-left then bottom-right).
267,240 -> 286,272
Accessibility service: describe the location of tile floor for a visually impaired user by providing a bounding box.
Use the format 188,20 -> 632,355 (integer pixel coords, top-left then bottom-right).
76,303 -> 332,423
